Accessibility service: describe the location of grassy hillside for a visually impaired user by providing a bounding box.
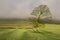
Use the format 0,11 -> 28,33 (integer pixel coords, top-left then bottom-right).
0,24 -> 60,40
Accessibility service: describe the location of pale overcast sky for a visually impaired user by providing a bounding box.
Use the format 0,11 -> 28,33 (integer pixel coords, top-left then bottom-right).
0,0 -> 60,20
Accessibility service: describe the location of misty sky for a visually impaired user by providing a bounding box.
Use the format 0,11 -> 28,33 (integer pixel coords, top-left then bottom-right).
0,0 -> 60,20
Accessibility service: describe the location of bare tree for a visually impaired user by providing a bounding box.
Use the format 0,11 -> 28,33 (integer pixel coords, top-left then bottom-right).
30,5 -> 52,32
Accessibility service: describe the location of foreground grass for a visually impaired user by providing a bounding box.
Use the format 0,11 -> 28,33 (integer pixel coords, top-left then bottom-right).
0,24 -> 60,40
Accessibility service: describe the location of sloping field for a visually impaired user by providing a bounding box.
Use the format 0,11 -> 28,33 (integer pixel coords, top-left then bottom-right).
0,24 -> 60,40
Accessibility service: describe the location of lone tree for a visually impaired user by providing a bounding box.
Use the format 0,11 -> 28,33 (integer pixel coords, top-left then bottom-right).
30,5 -> 52,32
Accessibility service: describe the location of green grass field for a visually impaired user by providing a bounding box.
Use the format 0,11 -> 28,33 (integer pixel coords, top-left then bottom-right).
0,24 -> 60,40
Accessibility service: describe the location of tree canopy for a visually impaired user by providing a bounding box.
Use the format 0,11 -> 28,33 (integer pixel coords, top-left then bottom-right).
30,5 -> 52,32
31,5 -> 52,23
